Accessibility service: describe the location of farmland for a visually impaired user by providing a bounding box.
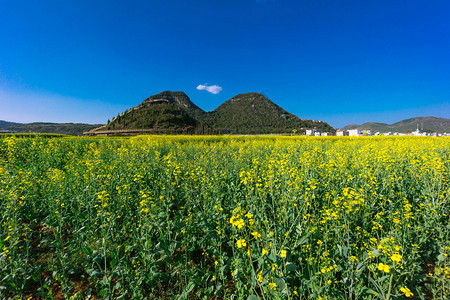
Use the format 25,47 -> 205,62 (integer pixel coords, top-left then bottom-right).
0,135 -> 449,299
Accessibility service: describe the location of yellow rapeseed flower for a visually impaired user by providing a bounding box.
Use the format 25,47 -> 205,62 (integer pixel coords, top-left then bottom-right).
400,287 -> 413,297
237,239 -> 247,248
251,231 -> 261,239
378,263 -> 390,273
257,272 -> 264,283
233,219 -> 245,229
280,250 -> 287,258
391,253 -> 402,263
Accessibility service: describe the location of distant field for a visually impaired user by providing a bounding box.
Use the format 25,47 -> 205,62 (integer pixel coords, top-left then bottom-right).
0,136 -> 449,299
0,133 -> 70,138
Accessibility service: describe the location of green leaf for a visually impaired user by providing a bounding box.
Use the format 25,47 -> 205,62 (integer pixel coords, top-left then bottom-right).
368,277 -> 384,300
356,264 -> 366,276
101,275 -> 110,285
155,254 -> 171,265
179,291 -> 189,300
86,269 -> 103,278
268,250 -> 277,263
82,245 -> 92,256
295,236 -> 309,248
214,283 -> 223,296
257,257 -> 264,269
247,295 -> 259,300
366,288 -> 379,296
251,270 -> 257,287
110,259 -> 118,268
185,281 -> 196,293
93,253 -> 104,265
99,289 -> 107,297
286,262 -> 298,272
113,282 -> 122,291
273,278 -> 286,292
438,253 -> 446,261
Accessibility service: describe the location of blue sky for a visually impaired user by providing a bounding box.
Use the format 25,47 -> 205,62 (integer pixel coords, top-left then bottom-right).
1,0 -> 449,128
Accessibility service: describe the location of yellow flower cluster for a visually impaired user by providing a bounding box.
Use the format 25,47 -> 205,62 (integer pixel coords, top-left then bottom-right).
378,263 -> 390,273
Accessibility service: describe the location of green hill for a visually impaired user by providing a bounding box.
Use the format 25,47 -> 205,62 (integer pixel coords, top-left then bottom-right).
89,91 -> 335,135
207,92 -> 334,134
98,101 -> 199,131
4,122 -> 102,136
94,91 -> 204,132
142,91 -> 205,119
342,116 -> 450,133
0,120 -> 22,129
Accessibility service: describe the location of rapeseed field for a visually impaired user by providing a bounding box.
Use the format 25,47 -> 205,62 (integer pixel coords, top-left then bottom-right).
0,135 -> 449,299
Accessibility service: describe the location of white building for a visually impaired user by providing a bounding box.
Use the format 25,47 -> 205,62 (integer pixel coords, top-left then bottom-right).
305,129 -> 315,136
347,129 -> 360,136
314,132 -> 321,137
336,130 -> 345,136
412,129 -> 427,136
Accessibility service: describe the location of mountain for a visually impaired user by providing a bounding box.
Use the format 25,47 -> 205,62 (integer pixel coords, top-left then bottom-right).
206,92 -> 334,134
89,91 -> 334,135
342,116 -> 450,133
4,122 -> 102,136
95,91 -> 203,132
142,91 -> 205,119
0,120 -> 22,129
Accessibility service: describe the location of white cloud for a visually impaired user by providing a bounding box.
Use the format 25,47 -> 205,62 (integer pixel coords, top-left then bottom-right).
196,84 -> 223,94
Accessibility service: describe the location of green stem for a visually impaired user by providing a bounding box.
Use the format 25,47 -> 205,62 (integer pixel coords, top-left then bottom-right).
385,273 -> 394,300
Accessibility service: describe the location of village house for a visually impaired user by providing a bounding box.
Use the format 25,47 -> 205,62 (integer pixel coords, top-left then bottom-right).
347,129 -> 360,136
305,129 -> 315,136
